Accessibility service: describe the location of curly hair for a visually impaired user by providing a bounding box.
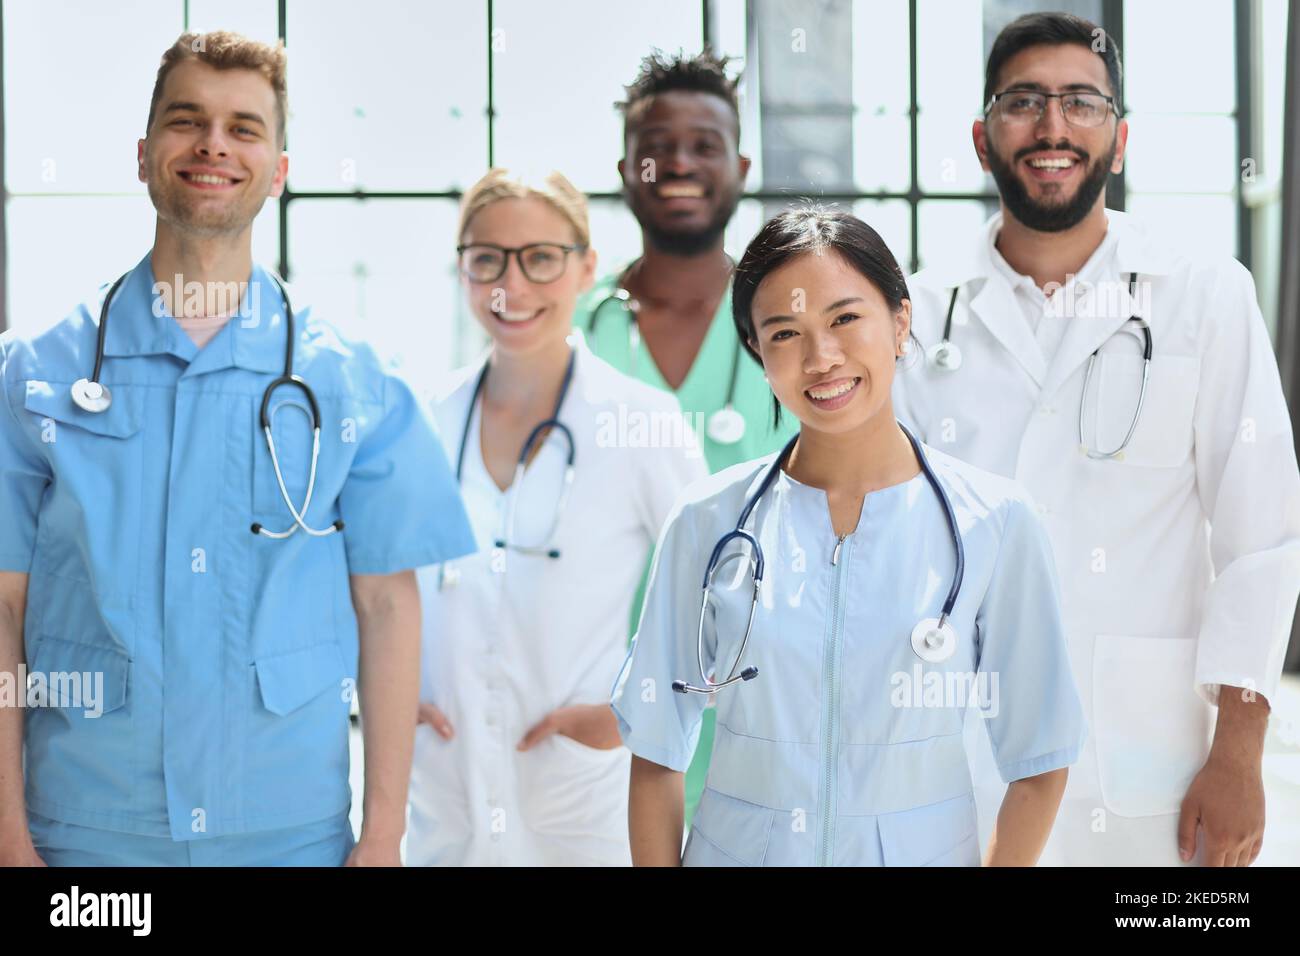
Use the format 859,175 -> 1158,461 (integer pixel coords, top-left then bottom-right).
615,47 -> 740,142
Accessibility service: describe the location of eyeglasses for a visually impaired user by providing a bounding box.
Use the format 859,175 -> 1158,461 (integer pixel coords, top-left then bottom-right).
985,89 -> 1120,128
456,242 -> 587,284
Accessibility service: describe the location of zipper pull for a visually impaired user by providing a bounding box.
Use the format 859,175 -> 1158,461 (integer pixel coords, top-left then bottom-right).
831,534 -> 846,566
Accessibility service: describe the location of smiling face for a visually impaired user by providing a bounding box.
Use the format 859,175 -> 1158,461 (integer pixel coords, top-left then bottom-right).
974,43 -> 1127,232
459,196 -> 596,358
138,59 -> 287,238
749,250 -> 910,435
618,90 -> 750,256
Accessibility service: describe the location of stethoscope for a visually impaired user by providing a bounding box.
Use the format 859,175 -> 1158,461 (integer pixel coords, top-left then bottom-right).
438,348 -> 577,589
73,270 -> 343,540
671,422 -> 967,695
586,274 -> 747,446
927,272 -> 1152,460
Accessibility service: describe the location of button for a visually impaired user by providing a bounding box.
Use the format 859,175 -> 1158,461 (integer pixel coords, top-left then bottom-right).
491,832 -> 502,843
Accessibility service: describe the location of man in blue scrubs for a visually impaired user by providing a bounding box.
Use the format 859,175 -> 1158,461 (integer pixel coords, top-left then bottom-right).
0,31 -> 474,866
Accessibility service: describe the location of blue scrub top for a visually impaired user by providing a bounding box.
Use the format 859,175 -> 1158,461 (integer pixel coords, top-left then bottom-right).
611,440 -> 1086,866
0,254 -> 476,841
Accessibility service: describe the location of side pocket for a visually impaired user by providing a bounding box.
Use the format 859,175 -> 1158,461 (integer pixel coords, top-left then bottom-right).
681,787 -> 777,867
255,643 -> 348,716
1092,635 -> 1211,817
28,636 -> 129,716
877,792 -> 979,867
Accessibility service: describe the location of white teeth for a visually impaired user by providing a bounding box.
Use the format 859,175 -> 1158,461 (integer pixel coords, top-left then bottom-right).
496,309 -> 540,323
188,173 -> 235,184
808,378 -> 858,400
658,184 -> 704,198
1028,157 -> 1075,169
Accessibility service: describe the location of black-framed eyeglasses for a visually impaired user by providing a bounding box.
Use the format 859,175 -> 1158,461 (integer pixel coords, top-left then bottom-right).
984,89 -> 1121,128
456,242 -> 587,284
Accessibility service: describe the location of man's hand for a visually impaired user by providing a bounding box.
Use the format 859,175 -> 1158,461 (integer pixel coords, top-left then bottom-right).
1178,684 -> 1268,866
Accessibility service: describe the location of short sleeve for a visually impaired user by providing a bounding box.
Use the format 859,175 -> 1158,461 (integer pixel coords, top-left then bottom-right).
610,495 -> 711,772
339,371 -> 477,575
0,338 -> 50,573
974,496 -> 1086,783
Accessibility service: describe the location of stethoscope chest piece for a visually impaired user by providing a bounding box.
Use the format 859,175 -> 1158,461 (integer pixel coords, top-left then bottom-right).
70,378 -> 112,413
911,617 -> 957,663
927,340 -> 962,372
706,406 -> 746,445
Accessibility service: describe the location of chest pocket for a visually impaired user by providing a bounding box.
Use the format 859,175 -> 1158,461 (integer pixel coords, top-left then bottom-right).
1088,353 -> 1200,468
252,390 -> 321,520
23,382 -> 145,585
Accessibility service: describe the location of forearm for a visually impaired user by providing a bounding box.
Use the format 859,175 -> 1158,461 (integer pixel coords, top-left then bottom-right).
560,703 -> 623,749
985,768 -> 1068,866
351,570 -> 421,846
1208,685 -> 1268,769
628,755 -> 685,866
0,598 -> 28,844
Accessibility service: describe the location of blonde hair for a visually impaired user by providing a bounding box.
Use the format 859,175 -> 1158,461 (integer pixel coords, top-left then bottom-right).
457,168 -> 591,247
147,31 -> 288,144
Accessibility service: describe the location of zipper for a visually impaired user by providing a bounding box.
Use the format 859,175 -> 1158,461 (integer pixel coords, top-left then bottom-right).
818,533 -> 850,865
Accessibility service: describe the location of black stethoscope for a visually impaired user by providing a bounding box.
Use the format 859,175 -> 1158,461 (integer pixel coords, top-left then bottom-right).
438,347 -> 577,589
926,272 -> 1152,460
73,270 -> 343,539
586,273 -> 747,446
671,422 -> 967,695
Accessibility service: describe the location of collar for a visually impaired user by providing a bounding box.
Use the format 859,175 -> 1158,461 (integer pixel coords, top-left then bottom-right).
101,253 -> 290,375
987,220 -> 1121,297
931,208 -> 1176,291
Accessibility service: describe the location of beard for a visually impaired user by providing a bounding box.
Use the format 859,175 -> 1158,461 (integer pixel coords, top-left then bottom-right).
624,181 -> 741,256
145,158 -> 269,239
986,135 -> 1115,233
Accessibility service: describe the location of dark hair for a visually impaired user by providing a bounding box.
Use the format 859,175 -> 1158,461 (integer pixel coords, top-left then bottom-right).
984,13 -> 1124,114
615,47 -> 741,143
732,206 -> 913,428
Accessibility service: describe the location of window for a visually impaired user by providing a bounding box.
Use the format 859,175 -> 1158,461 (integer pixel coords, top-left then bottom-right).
2,0 -> 1282,381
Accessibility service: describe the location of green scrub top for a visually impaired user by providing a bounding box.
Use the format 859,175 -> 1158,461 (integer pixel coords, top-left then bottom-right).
576,266 -> 798,828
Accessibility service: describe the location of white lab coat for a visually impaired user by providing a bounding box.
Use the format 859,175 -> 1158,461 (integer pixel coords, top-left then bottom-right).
894,209 -> 1300,865
406,332 -> 708,866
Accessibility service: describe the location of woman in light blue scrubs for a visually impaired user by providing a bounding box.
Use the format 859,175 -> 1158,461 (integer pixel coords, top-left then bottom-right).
612,207 -> 1086,866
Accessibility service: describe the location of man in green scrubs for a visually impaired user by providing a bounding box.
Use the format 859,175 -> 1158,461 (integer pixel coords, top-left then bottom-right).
576,50 -> 797,826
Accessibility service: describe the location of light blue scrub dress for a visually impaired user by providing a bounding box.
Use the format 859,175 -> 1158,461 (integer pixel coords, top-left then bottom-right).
0,255 -> 476,866
611,437 -> 1086,866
